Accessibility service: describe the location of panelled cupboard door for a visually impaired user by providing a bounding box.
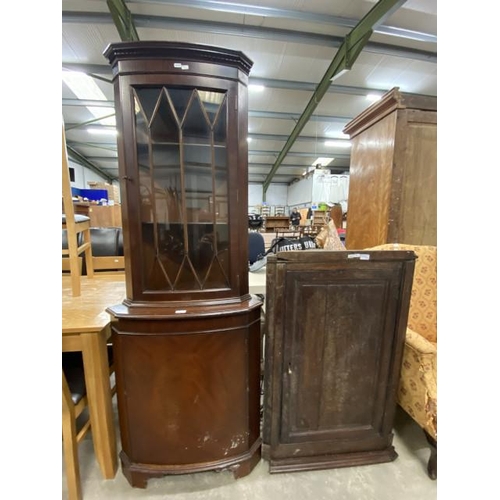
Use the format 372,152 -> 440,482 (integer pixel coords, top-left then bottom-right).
263,250 -> 415,473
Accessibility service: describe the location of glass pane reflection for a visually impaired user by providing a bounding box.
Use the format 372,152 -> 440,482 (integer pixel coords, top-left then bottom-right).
133,86 -> 230,292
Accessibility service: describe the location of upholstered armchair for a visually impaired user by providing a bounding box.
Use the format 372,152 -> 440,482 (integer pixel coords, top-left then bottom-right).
368,243 -> 437,479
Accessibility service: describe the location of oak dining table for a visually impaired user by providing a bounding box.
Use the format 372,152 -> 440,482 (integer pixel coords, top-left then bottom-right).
62,274 -> 126,480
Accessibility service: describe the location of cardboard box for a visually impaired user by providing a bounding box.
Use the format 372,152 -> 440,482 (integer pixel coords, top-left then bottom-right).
87,182 -> 120,203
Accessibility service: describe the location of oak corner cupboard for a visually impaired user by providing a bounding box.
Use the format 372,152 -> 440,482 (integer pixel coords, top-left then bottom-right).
103,41 -> 261,489
262,249 -> 415,473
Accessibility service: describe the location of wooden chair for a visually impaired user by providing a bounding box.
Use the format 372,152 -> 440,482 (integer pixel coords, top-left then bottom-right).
62,230 -> 83,275
86,228 -> 125,275
62,123 -> 94,296
62,350 -> 116,500
63,227 -> 125,276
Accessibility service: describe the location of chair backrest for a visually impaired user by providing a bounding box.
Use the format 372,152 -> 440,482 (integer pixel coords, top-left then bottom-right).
368,243 -> 437,343
248,213 -> 264,230
87,227 -> 121,256
62,229 -> 83,274
63,227 -> 125,275
62,123 -> 77,227
248,231 -> 265,264
62,121 -> 95,295
83,227 -> 125,274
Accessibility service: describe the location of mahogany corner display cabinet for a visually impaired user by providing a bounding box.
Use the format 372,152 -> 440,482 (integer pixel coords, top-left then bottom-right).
262,249 -> 416,473
103,41 -> 262,488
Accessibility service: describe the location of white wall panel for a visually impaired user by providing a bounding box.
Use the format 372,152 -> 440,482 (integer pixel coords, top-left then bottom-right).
288,176 -> 313,207
248,183 -> 288,207
69,160 -> 109,189
248,183 -> 263,207
266,184 -> 288,206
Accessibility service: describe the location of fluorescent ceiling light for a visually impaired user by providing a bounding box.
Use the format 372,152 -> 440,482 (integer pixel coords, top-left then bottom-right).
62,70 -> 106,100
86,107 -> 116,126
312,157 -> 334,167
366,93 -> 382,102
330,68 -> 349,82
62,70 -> 116,126
249,84 -> 265,91
324,140 -> 351,148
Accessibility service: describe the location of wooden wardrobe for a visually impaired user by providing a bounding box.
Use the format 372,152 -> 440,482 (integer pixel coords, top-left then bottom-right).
343,87 -> 437,249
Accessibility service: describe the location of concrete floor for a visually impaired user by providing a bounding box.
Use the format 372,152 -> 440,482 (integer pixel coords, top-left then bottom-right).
62,404 -> 437,499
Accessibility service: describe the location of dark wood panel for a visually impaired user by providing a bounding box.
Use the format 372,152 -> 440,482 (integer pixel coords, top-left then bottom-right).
398,121 -> 437,245
116,328 -> 253,464
111,303 -> 262,486
283,279 -> 389,440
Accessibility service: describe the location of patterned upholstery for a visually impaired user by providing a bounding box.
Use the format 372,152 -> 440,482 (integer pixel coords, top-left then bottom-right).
367,243 -> 437,441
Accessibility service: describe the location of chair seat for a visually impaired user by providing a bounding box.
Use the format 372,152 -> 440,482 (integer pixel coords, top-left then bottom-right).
62,346 -> 114,405
62,214 -> 91,224
63,353 -> 87,405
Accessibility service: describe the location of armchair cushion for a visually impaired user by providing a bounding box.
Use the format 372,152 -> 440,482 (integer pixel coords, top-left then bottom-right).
406,247 -> 437,343
368,243 -> 436,343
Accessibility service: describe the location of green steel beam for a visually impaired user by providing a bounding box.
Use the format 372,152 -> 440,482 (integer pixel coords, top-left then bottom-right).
262,0 -> 407,195
65,113 -> 116,131
87,73 -> 113,85
67,142 -> 118,153
67,145 -> 115,183
106,0 -> 140,41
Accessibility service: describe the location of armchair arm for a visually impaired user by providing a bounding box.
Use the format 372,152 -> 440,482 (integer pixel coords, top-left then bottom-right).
405,327 -> 436,355
399,327 -> 437,440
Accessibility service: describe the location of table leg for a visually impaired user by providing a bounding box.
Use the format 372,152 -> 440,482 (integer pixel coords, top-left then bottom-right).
81,326 -> 118,479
